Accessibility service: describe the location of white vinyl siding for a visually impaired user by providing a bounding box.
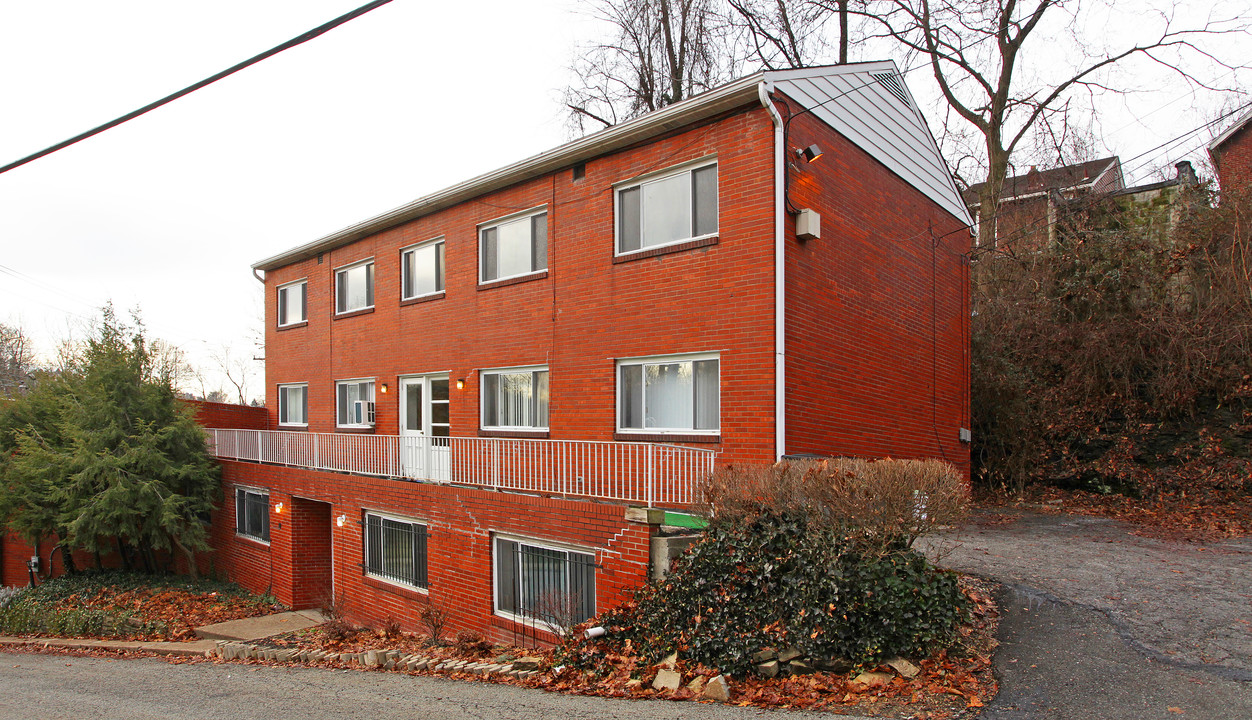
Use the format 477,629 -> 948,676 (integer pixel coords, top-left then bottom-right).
618,353 -> 719,433
277,384 -> 307,427
481,367 -> 548,430
617,161 -> 717,254
402,239 -> 445,299
335,260 -> 374,314
277,280 -> 306,326
480,209 -> 547,283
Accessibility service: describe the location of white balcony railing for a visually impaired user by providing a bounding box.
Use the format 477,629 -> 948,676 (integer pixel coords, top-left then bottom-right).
205,428 -> 714,508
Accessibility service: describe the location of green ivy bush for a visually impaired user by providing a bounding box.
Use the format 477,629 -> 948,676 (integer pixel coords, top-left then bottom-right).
599,512 -> 966,676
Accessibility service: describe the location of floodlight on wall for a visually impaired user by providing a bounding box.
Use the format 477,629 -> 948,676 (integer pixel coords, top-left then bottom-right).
797,144 -> 823,163
336,514 -> 347,528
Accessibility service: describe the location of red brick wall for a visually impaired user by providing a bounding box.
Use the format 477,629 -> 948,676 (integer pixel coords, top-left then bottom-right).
186,400 -> 269,430
214,461 -> 653,643
781,100 -> 971,476
1214,121 -> 1252,197
262,106 -> 778,466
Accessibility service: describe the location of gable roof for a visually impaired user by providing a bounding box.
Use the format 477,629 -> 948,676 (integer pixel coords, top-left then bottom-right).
962,157 -> 1123,207
255,62 -> 969,271
1209,105 -> 1252,153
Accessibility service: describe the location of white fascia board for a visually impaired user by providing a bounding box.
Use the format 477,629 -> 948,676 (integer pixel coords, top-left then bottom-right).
253,74 -> 764,271
1210,106 -> 1252,152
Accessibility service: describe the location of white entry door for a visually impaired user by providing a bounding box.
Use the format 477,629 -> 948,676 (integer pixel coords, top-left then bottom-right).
399,375 -> 450,482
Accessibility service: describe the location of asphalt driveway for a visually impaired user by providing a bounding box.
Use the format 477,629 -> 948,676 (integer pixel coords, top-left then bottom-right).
922,509 -> 1252,719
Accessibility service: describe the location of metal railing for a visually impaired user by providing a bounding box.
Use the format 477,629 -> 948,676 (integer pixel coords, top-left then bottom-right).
205,428 -> 714,507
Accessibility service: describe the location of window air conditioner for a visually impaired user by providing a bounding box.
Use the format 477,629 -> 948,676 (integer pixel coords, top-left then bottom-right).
354,400 -> 376,426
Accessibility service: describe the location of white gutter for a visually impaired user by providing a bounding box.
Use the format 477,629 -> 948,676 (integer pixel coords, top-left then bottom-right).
759,81 -> 786,461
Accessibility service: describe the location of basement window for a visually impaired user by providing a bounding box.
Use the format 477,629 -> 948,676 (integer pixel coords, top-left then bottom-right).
235,487 -> 270,543
493,535 -> 595,628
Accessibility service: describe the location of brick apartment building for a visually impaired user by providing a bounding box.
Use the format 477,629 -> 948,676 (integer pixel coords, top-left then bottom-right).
4,63 -> 974,642
1210,106 -> 1252,196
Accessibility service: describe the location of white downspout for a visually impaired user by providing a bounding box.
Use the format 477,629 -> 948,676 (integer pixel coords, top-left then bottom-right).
759,81 -> 786,461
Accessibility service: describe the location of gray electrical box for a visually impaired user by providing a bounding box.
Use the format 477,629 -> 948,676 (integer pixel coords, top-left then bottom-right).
796,208 -> 821,240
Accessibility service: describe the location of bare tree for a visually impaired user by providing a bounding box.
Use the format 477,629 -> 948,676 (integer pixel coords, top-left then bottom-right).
210,343 -> 258,406
862,0 -> 1249,247
727,0 -> 834,68
0,323 -> 35,397
565,0 -> 738,133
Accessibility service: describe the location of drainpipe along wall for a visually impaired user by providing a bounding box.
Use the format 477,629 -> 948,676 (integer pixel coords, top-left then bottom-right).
759,82 -> 786,461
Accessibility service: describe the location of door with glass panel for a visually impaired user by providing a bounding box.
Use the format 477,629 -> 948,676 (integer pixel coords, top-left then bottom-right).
399,375 -> 450,482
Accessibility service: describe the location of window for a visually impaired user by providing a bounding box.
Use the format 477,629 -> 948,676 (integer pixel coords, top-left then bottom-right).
480,208 -> 547,283
277,384 -> 308,426
235,487 -> 270,542
494,536 -> 595,627
336,379 -> 376,427
402,238 -> 445,299
617,161 -> 717,254
364,513 -> 428,589
481,367 -> 548,430
618,353 -> 719,433
335,259 -> 374,314
277,280 -> 306,326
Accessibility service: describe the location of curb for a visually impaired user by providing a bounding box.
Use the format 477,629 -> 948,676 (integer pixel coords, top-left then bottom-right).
0,636 -> 217,658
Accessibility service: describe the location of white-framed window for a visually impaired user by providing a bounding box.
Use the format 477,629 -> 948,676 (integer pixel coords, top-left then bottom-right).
336,378 -> 376,427
402,238 -> 445,299
493,535 -> 595,629
481,366 -> 548,430
617,352 -> 720,433
479,207 -> 547,283
277,383 -> 308,427
364,512 -> 428,590
616,159 -> 717,255
335,259 -> 374,314
277,280 -> 307,326
235,487 -> 270,543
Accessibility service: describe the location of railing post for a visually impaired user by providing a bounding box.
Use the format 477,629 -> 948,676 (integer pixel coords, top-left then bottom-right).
647,444 -> 655,508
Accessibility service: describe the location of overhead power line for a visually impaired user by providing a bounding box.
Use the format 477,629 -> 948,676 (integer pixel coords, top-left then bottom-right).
0,0 -> 394,177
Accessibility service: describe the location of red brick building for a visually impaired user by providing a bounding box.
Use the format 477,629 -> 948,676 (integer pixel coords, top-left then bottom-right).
6,63 -> 974,642
1210,107 -> 1252,197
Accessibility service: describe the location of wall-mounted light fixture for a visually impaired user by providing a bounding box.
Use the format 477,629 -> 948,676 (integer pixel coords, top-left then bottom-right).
456,378 -> 465,390
274,502 -> 285,514
380,383 -> 388,394
798,144 -> 823,164
336,514 -> 347,528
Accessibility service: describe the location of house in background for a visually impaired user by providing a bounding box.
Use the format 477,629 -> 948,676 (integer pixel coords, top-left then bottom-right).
963,157 -> 1124,249
108,62 -> 971,641
1210,106 -> 1252,196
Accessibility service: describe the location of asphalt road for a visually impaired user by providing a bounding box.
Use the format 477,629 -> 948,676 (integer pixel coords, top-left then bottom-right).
921,509 -> 1252,719
1,652 -> 864,720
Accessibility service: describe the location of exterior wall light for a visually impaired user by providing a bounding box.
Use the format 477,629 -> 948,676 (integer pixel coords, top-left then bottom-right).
274,502 -> 285,514
798,144 -> 823,163
456,378 -> 465,390
380,383 -> 388,394
336,514 -> 347,528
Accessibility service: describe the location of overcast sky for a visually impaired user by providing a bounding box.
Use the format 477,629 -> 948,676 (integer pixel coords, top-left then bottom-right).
1,0 -> 1244,401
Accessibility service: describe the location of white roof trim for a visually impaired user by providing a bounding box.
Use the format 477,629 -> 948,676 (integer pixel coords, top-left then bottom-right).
1210,105 -> 1252,152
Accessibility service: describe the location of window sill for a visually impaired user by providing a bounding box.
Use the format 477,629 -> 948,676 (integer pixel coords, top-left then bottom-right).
489,613 -> 560,644
614,433 -> 721,444
400,292 -> 445,307
478,270 -> 548,291
235,534 -> 271,549
277,424 -> 308,431
478,429 -> 550,439
363,574 -> 429,601
276,321 -> 308,332
335,426 -> 376,434
613,235 -> 718,264
334,307 -> 374,321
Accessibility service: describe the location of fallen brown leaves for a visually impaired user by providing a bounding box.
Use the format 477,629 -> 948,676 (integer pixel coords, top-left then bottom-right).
63,587 -> 275,642
987,487 -> 1252,543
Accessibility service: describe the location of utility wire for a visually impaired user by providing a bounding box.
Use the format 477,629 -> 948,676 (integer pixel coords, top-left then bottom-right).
0,0 -> 394,177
